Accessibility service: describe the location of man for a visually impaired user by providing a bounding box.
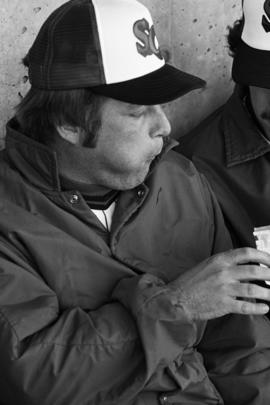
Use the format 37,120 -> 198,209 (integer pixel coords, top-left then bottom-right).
177,0 -> 270,248
2,0 -> 270,404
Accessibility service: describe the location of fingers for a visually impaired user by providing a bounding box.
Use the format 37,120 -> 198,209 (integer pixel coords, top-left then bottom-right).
230,281 -> 270,301
223,247 -> 270,267
235,265 -> 270,281
231,299 -> 269,316
228,282 -> 270,316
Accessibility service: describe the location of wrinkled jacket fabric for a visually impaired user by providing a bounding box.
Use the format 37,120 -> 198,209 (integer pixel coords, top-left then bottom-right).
177,86 -> 270,248
1,121 -> 270,405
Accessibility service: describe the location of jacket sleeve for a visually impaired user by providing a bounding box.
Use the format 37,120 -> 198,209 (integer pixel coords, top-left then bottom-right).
0,237 -> 210,405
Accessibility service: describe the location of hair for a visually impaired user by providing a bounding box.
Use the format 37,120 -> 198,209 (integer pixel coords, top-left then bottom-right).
15,86 -> 106,147
226,17 -> 244,57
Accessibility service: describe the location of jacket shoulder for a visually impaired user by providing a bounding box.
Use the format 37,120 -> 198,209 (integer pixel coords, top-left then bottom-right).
161,149 -> 201,178
155,150 -> 213,204
175,104 -> 225,160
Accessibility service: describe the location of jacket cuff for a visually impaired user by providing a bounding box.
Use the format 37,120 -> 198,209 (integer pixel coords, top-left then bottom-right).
113,274 -> 202,376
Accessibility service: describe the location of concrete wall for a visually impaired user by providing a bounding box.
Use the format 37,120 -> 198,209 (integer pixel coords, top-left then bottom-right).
0,0 -> 242,148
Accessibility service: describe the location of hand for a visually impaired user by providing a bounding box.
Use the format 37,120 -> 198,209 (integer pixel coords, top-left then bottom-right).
169,248 -> 270,321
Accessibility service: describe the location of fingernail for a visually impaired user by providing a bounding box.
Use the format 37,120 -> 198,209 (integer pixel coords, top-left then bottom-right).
261,305 -> 269,312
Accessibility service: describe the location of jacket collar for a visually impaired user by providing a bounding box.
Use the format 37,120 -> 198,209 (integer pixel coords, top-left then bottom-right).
5,119 -> 61,191
223,86 -> 270,167
5,119 -> 177,192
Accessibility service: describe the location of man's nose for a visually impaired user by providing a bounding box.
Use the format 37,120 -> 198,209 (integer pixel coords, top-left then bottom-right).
151,105 -> 171,138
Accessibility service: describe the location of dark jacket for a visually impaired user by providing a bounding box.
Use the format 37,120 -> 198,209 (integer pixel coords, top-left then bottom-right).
177,86 -> 270,248
1,121 -> 270,405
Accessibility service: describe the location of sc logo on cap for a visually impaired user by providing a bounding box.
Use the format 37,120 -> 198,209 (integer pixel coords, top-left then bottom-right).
133,18 -> 163,60
262,0 -> 270,32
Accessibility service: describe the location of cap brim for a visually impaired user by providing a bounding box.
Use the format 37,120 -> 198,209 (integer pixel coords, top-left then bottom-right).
91,64 -> 206,105
232,39 -> 270,88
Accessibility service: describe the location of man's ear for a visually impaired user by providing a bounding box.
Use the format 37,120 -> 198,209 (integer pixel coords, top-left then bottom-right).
56,125 -> 84,145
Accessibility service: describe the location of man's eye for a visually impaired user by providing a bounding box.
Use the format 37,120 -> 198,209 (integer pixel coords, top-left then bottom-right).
129,109 -> 146,118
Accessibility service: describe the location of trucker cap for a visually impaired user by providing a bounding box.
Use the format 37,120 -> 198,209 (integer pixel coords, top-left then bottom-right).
26,0 -> 206,104
232,0 -> 270,88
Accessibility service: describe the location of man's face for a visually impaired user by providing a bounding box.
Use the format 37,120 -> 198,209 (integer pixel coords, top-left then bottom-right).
249,86 -> 270,140
78,97 -> 171,190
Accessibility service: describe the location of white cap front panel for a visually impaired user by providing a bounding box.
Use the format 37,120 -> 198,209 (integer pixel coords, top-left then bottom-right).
242,0 -> 270,50
92,0 -> 165,84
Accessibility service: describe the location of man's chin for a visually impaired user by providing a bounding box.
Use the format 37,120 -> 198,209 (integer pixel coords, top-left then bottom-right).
121,169 -> 149,190
102,166 -> 150,191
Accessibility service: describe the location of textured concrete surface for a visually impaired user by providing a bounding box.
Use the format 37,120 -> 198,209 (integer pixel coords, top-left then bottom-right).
0,0 -> 241,147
